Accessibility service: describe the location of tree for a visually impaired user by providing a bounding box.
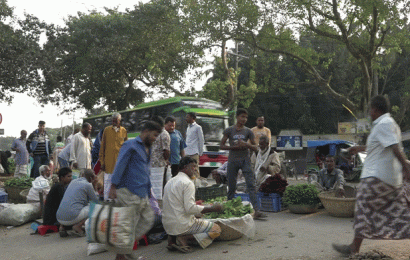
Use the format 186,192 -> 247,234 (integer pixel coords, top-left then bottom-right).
42,0 -> 202,112
238,0 -> 410,117
0,0 -> 45,103
176,0 -> 260,109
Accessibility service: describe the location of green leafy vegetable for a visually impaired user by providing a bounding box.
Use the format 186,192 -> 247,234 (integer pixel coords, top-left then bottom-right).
203,197 -> 254,219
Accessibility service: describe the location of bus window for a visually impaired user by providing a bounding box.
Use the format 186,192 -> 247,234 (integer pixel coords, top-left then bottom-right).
196,116 -> 227,143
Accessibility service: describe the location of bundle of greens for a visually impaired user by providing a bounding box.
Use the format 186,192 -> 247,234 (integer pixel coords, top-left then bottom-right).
259,174 -> 288,195
203,197 -> 253,219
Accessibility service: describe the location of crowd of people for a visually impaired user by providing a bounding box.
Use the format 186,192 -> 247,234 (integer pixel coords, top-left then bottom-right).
2,95 -> 410,259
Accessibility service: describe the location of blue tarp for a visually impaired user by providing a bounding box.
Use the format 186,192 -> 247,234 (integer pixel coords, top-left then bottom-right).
307,140 -> 350,148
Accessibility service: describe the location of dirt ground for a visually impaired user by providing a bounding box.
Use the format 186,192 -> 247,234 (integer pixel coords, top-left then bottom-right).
1,177 -> 409,260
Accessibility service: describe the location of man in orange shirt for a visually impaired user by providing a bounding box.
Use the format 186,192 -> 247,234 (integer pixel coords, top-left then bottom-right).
251,116 -> 271,145
99,112 -> 128,201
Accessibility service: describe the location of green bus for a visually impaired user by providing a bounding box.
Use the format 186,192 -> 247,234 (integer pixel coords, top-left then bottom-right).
83,97 -> 229,176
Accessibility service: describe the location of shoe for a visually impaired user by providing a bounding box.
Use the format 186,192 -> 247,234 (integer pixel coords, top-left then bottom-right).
59,230 -> 68,238
332,243 -> 352,256
253,211 -> 268,220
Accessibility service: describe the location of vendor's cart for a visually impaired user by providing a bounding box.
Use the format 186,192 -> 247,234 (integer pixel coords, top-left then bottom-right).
306,140 -> 366,182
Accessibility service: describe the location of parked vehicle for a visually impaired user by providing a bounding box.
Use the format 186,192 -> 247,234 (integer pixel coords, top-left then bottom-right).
306,140 -> 366,182
83,97 -> 229,177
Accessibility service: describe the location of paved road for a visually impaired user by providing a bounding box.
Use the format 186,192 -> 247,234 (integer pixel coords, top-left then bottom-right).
1,206 -> 409,260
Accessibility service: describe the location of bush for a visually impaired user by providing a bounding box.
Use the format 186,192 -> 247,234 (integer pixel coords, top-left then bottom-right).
282,184 -> 320,206
4,176 -> 33,188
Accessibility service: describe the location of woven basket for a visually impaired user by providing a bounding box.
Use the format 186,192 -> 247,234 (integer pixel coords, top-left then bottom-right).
319,191 -> 356,218
214,220 -> 243,241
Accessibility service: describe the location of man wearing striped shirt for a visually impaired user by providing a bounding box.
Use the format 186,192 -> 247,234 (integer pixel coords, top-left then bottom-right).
27,121 -> 52,178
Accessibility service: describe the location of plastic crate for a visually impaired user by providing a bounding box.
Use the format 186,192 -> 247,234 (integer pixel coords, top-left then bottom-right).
196,184 -> 227,201
0,191 -> 8,203
258,192 -> 281,212
234,193 -> 250,202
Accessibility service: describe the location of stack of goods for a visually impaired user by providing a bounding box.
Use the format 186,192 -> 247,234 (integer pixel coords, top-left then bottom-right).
258,174 -> 288,212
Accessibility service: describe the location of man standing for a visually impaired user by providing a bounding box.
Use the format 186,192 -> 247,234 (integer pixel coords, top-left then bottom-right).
27,121 -> 52,178
70,123 -> 92,170
220,108 -> 266,219
163,157 -> 222,253
165,116 -> 187,177
251,116 -> 271,146
312,156 -> 345,196
251,135 -> 281,190
99,113 -> 128,201
185,112 -> 204,179
150,116 -> 170,168
11,130 -> 29,178
66,128 -> 80,145
333,95 -> 410,256
109,121 -> 162,260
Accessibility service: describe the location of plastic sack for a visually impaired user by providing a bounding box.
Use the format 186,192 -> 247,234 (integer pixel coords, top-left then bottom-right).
208,213 -> 255,241
87,243 -> 108,256
0,203 -> 40,226
86,202 -> 136,251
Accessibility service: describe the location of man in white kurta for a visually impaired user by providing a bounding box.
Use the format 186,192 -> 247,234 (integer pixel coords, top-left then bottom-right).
70,123 -> 92,170
162,157 -> 222,253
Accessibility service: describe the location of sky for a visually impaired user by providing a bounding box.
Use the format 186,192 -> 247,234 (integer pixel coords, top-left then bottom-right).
0,0 -> 210,138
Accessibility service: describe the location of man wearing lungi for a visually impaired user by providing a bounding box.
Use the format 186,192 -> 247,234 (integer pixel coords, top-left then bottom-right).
109,121 -> 162,260
333,95 -> 410,256
162,156 -> 223,253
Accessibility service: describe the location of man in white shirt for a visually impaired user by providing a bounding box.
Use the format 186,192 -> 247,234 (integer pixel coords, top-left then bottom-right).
162,157 -> 222,253
26,165 -> 52,205
70,123 -> 92,170
185,112 -> 204,179
333,95 -> 410,256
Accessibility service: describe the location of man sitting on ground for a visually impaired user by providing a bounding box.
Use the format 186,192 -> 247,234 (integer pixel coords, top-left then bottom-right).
312,155 -> 345,197
251,135 -> 281,190
43,167 -> 73,237
56,169 -> 98,237
163,157 -> 223,253
26,165 -> 52,205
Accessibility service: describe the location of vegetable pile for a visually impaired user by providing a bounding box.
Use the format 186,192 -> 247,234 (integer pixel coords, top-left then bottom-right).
259,174 -> 288,195
203,197 -> 253,219
4,176 -> 34,188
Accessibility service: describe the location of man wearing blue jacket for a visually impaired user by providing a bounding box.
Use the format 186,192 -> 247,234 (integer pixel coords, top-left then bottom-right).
27,121 -> 52,178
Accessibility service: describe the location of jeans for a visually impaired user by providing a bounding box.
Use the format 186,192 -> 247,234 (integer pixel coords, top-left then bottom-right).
31,154 -> 49,178
227,158 -> 259,210
58,157 -> 70,169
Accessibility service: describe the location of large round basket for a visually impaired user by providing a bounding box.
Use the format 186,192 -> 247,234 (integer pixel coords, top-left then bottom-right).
319,191 -> 356,218
214,220 -> 243,241
4,186 -> 29,203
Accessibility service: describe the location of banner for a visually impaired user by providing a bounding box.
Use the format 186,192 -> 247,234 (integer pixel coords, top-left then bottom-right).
276,136 -> 302,150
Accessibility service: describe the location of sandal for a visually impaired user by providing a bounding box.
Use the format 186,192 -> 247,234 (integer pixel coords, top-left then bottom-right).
166,245 -> 177,251
171,244 -> 193,253
71,230 -> 86,237
332,244 -> 352,256
59,230 -> 68,237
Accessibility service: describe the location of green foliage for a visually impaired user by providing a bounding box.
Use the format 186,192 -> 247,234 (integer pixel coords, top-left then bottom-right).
42,0 -> 202,112
203,197 -> 254,219
8,158 -> 15,174
4,176 -> 33,188
0,0 -> 45,103
282,184 -> 320,206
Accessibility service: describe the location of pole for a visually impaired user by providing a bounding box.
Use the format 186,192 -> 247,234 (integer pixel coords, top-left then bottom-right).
234,41 -> 239,124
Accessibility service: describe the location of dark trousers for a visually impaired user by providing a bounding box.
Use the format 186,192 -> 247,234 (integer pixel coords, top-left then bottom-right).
227,158 -> 259,210
31,154 -> 49,178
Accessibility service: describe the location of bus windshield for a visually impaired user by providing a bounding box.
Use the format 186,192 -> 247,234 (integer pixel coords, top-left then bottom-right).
196,116 -> 227,143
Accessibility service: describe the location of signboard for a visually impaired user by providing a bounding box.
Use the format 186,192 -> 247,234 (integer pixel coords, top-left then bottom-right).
338,119 -> 371,134
276,136 -> 303,150
338,122 -> 356,134
0,129 -> 4,135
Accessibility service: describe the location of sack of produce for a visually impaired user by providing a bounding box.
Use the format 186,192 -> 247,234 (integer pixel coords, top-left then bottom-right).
202,197 -> 255,241
0,203 -> 40,226
87,202 -> 136,251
